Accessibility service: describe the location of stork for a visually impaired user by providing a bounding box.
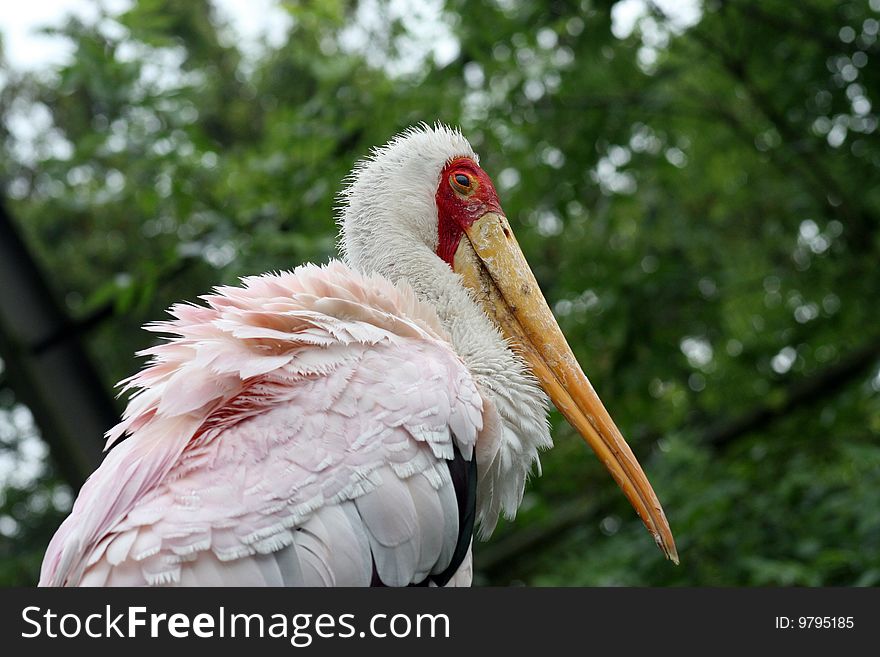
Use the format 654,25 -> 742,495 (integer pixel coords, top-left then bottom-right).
40,124 -> 676,587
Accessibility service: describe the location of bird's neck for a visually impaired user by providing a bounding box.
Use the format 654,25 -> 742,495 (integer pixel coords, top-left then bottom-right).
341,242 -> 551,536
343,240 -> 498,373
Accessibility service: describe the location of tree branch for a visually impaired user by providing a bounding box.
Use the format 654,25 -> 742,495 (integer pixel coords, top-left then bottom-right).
0,199 -> 120,489
704,336 -> 880,449
475,496 -> 602,576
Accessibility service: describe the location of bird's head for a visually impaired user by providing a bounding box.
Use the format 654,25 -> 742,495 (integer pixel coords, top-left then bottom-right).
338,123 -> 677,563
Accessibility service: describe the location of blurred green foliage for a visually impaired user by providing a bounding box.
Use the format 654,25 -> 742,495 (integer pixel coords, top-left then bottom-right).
1,0 -> 878,586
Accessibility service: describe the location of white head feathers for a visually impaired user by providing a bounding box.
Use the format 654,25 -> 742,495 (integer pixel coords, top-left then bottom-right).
336,123 -> 476,278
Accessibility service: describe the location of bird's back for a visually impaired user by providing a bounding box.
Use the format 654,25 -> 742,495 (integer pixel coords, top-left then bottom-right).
40,262 -> 482,587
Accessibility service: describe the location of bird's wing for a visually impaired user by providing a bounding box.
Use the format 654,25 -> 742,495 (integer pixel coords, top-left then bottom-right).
39,262 -> 483,587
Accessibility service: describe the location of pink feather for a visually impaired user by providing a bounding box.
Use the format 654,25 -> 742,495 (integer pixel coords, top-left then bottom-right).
40,262 -> 482,587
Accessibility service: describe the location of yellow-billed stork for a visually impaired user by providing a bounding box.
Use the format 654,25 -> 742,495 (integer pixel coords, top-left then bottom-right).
40,124 -> 676,587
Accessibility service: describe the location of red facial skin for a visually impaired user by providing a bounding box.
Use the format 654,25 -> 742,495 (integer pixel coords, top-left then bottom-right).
435,157 -> 504,266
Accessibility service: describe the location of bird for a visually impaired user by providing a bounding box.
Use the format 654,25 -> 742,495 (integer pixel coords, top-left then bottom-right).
39,123 -> 677,587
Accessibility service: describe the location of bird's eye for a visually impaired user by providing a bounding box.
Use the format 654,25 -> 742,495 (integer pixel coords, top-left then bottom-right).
450,173 -> 473,193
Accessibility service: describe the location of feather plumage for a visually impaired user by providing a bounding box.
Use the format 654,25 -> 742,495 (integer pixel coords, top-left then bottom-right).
40,263 -> 481,586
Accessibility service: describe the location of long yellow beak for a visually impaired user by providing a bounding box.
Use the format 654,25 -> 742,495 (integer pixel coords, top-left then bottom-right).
454,212 -> 678,563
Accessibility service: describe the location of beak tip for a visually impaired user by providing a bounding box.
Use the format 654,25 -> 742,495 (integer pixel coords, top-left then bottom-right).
650,511 -> 679,565
656,532 -> 679,565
